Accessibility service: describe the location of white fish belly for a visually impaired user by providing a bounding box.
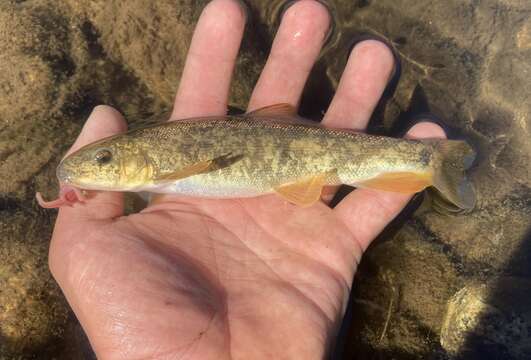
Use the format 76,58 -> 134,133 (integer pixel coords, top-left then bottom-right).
150,175 -> 265,198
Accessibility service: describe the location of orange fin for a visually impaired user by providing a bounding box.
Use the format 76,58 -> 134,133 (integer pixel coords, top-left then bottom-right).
149,193 -> 166,205
247,103 -> 297,117
155,160 -> 214,182
274,173 -> 330,207
357,172 -> 433,194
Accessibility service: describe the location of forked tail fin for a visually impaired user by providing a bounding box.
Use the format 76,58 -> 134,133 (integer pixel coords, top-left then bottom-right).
431,140 -> 476,211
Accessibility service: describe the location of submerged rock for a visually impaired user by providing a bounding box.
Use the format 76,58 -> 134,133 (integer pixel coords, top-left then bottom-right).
0,0 -> 529,358
0,209 -> 68,357
343,223 -> 462,358
441,279 -> 531,359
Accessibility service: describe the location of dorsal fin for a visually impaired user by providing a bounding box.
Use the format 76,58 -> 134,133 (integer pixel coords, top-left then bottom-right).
247,103 -> 297,117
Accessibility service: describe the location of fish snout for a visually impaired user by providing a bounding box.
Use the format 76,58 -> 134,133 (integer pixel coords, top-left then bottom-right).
56,161 -> 72,184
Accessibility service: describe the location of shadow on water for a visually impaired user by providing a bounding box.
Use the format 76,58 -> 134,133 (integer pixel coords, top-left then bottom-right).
1,0 -> 526,358
300,61 -> 336,121
451,227 -> 531,360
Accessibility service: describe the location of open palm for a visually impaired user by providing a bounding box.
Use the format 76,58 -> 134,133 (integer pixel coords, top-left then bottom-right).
48,1 -> 445,359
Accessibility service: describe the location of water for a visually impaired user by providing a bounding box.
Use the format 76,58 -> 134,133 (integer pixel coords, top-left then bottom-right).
1,0 -> 529,358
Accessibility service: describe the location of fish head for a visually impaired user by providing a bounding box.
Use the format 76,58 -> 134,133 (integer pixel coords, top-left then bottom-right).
57,135 -> 154,191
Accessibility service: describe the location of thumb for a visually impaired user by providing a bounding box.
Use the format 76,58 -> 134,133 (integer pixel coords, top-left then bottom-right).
56,105 -> 128,222
48,106 -> 127,307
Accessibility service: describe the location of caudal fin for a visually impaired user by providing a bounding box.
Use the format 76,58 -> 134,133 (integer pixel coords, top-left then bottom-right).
431,140 -> 476,211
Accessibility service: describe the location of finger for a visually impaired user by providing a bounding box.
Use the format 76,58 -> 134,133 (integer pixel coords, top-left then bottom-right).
171,0 -> 247,120
334,122 -> 446,251
56,105 -> 128,222
247,0 -> 330,111
322,40 -> 395,130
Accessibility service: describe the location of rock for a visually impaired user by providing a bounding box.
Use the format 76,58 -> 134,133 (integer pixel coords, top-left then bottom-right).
441,279 -> 531,359
0,2 -> 73,197
344,225 -> 461,357
0,209 -> 68,357
0,1 -> 72,122
0,0 -> 530,358
64,0 -> 263,110
62,0 -> 201,107
0,0 -> 165,199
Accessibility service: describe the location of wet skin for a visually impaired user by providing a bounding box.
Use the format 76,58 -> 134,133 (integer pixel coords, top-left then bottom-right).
48,0 -> 445,358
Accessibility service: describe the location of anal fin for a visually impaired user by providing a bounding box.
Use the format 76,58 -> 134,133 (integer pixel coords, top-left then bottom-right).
274,173 -> 330,207
358,172 -> 433,194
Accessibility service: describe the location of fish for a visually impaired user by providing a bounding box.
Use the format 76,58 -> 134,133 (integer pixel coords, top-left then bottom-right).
36,103 -> 476,210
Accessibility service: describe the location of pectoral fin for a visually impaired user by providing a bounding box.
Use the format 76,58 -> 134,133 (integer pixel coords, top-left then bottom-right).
154,153 -> 243,184
357,172 -> 433,193
274,173 -> 329,207
155,160 -> 215,182
247,103 -> 297,117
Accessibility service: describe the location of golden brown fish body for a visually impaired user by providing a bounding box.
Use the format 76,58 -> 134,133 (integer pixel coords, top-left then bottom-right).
57,106 -> 475,209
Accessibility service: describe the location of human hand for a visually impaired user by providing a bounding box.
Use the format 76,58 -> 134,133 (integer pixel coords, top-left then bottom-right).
48,0 -> 445,358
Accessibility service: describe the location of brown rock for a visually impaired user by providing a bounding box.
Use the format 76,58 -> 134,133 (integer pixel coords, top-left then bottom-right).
344,225 -> 461,357
0,209 -> 68,356
63,0 -> 263,110
0,0 -> 530,358
441,279 -> 531,359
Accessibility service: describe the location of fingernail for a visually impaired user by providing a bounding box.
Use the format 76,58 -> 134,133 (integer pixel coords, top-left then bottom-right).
277,0 -> 334,46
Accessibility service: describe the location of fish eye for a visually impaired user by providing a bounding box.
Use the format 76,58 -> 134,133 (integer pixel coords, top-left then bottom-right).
94,149 -> 113,164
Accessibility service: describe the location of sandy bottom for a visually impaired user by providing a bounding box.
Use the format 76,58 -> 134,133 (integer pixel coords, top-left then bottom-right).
0,0 -> 529,358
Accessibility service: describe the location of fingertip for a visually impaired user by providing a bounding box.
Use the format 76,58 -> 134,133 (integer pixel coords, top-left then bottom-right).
350,40 -> 395,82
204,0 -> 248,30
172,0 -> 246,118
89,105 -> 128,134
247,0 -> 330,111
323,39 -> 396,129
282,0 -> 331,39
405,121 -> 447,139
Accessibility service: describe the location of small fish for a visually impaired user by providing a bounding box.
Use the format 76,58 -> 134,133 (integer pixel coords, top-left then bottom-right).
37,104 -> 476,210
